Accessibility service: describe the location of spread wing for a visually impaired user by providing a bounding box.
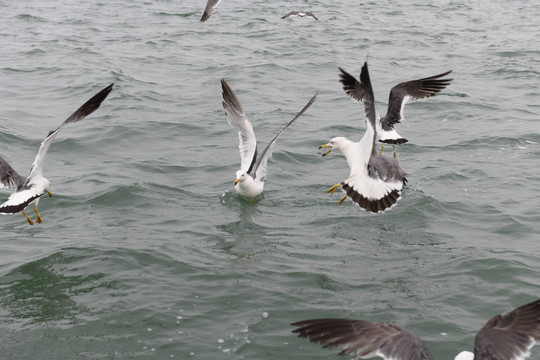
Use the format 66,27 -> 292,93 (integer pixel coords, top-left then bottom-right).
221,79 -> 258,174
200,0 -> 223,22
0,156 -> 26,190
26,83 -> 114,182
253,90 -> 318,181
473,299 -> 540,360
292,318 -> 434,360
384,70 -> 452,125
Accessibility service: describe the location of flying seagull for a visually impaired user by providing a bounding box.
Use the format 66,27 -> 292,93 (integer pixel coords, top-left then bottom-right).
339,66 -> 452,157
320,62 -> 407,213
200,0 -> 223,22
281,11 -> 318,20
0,83 -> 113,225
221,78 -> 318,199
292,298 -> 540,360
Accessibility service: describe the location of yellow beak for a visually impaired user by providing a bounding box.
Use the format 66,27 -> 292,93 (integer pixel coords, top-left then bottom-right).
48,190 -> 52,197
319,144 -> 332,157
234,179 -> 240,186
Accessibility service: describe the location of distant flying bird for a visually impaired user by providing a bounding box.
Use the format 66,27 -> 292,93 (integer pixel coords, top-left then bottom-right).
0,84 -> 113,225
200,0 -> 223,22
221,79 -> 318,199
292,298 -> 540,360
320,62 -> 407,213
281,11 -> 318,20
339,66 -> 452,157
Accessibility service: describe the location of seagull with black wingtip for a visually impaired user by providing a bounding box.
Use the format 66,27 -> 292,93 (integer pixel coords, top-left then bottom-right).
221,79 -> 318,199
0,83 -> 113,225
320,62 -> 407,213
339,65 -> 452,157
292,298 -> 540,360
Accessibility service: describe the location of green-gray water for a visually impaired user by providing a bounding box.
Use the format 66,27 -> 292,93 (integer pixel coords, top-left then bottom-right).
1,0 -> 539,359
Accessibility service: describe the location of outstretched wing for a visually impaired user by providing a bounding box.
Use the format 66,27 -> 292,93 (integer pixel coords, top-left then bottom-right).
384,70 -> 452,125
200,0 -> 223,22
292,318 -> 434,360
0,156 -> 26,190
26,83 -> 114,182
473,299 -> 540,360
253,90 -> 318,181
221,79 -> 258,174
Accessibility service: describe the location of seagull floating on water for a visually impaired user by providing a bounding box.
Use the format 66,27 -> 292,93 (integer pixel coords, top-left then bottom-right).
221,79 -> 318,199
200,0 -> 223,22
320,62 -> 407,213
0,83 -> 113,225
281,11 -> 318,20
339,66 -> 452,157
292,298 -> 540,360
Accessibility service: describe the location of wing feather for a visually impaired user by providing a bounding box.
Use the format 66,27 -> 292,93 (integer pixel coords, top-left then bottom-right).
292,318 -> 434,360
221,79 -> 258,173
26,83 -> 113,181
200,0 -> 223,22
253,91 -> 318,181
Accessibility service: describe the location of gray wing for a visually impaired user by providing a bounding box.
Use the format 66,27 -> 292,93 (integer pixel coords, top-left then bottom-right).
305,12 -> 318,20
253,91 -> 318,181
383,70 -> 452,126
292,318 -> 434,360
26,83 -> 113,181
0,156 -> 26,190
200,0 -> 223,22
474,299 -> 540,360
221,79 -> 257,174
339,64 -> 380,133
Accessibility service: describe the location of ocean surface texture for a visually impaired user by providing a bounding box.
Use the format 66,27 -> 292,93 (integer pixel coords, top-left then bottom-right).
1,0 -> 539,359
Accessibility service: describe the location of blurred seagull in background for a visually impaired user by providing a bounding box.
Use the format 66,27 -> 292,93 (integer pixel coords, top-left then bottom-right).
0,83 -> 113,225
221,79 -> 318,199
292,298 -> 540,360
282,11 -> 318,20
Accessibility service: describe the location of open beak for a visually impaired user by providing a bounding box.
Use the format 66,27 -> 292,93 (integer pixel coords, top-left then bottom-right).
234,179 -> 240,186
319,144 -> 333,157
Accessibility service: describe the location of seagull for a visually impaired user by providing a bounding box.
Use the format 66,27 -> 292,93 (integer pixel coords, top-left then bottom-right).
200,0 -> 223,22
0,83 -> 113,225
292,298 -> 540,360
281,11 -> 319,20
221,79 -> 318,199
320,62 -> 407,213
339,66 -> 452,157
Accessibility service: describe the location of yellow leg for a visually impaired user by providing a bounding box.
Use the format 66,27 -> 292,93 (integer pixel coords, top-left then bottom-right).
34,205 -> 42,224
393,144 -> 396,158
337,195 -> 347,205
326,183 -> 341,194
380,143 -> 384,155
22,210 -> 34,225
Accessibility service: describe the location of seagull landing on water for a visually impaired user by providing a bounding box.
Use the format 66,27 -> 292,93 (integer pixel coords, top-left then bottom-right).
200,0 -> 223,22
0,84 -> 113,225
292,298 -> 540,360
281,11 -> 318,20
221,79 -> 318,199
339,65 -> 452,157
320,62 -> 407,213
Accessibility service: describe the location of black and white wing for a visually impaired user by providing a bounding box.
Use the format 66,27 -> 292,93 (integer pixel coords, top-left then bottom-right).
305,12 -> 319,20
253,91 -> 318,182
221,79 -> 257,174
281,11 -> 300,19
473,299 -> 540,360
292,318 -> 434,360
26,83 -> 114,182
200,0 -> 222,22
383,70 -> 452,126
0,156 -> 26,190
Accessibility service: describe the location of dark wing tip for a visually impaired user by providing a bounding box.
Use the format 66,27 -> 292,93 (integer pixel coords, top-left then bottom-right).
342,182 -> 401,213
